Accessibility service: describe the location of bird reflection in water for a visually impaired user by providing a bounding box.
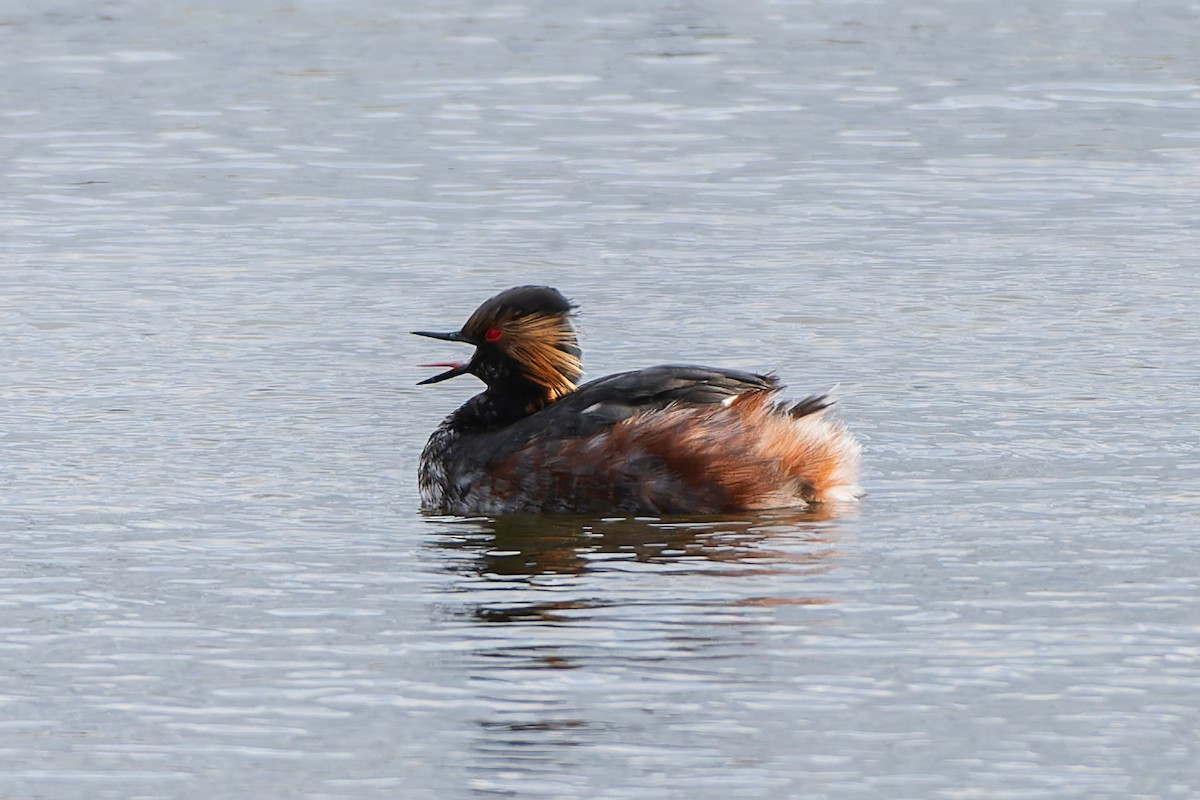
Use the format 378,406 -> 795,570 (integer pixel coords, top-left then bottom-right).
428,507 -> 847,625
428,510 -> 852,783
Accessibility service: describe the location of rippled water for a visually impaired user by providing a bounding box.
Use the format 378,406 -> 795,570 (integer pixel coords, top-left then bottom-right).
3,1 -> 1199,798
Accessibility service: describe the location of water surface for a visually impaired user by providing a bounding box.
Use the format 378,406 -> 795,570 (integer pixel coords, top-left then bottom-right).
2,1 -> 1198,798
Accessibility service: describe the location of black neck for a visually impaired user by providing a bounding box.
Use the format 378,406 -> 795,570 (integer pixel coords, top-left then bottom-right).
448,384 -> 554,433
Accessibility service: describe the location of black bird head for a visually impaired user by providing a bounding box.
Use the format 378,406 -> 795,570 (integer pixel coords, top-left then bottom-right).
414,285 -> 582,404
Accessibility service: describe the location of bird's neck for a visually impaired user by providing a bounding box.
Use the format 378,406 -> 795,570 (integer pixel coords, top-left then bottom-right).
448,381 -> 565,433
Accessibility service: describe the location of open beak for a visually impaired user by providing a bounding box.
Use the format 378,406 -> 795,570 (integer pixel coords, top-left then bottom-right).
413,330 -> 476,385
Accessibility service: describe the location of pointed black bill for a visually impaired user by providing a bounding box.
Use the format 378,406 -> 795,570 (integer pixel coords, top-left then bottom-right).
413,329 -> 475,385
412,330 -> 470,343
417,362 -> 472,385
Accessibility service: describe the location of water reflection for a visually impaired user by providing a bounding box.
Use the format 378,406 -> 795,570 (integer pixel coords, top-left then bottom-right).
430,509 -> 845,578
427,510 -> 847,628
426,512 -> 850,795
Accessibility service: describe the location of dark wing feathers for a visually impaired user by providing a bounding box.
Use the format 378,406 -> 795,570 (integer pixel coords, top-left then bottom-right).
787,393 -> 833,419
565,365 -> 778,410
485,365 -> 779,448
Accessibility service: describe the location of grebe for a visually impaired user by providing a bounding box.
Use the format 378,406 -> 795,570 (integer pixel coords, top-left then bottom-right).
415,286 -> 862,515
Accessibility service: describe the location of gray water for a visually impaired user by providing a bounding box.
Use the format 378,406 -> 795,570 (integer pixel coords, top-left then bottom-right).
3,1 -> 1199,798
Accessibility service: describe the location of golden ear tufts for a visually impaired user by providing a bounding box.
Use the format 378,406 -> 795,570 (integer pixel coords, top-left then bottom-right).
503,311 -> 582,401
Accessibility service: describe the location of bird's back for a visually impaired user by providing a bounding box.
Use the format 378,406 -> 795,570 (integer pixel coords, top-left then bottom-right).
420,365 -> 861,515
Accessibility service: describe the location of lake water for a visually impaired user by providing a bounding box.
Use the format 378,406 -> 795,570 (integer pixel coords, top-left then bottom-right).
2,0 -> 1198,798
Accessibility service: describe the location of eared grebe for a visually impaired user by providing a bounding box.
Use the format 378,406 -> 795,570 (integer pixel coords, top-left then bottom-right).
415,286 -> 862,515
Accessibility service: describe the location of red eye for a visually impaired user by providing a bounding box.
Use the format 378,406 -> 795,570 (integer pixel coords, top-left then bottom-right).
484,326 -> 503,343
